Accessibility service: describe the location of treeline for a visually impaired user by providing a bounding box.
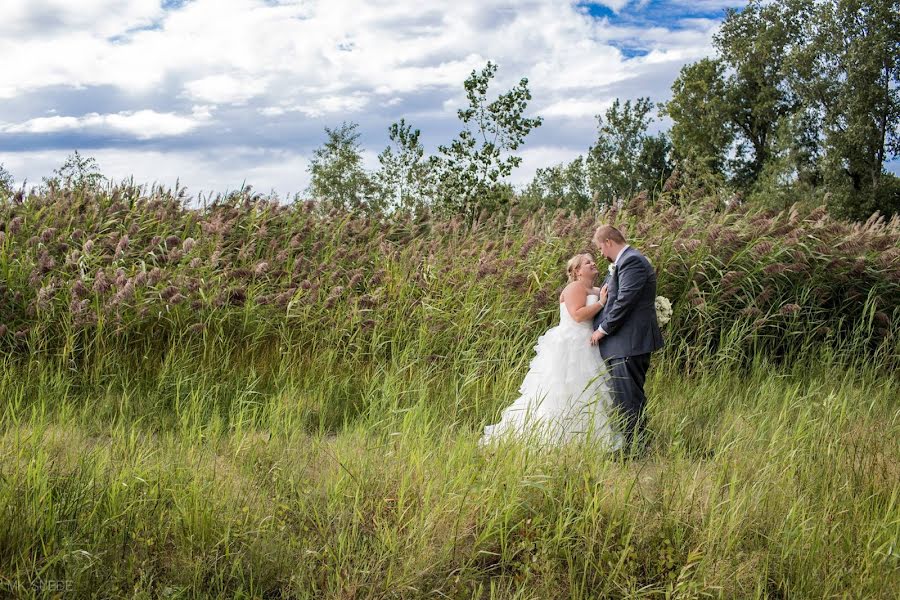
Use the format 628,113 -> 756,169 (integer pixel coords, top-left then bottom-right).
1,0 -> 896,224
304,0 -> 900,222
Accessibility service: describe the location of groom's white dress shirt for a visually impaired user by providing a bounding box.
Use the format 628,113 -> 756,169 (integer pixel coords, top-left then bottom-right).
597,245 -> 629,336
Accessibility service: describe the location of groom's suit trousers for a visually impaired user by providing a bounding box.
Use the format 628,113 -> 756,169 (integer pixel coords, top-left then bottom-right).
607,353 -> 650,449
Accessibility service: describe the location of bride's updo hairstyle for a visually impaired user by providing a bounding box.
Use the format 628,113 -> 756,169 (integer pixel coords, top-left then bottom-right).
566,253 -> 592,283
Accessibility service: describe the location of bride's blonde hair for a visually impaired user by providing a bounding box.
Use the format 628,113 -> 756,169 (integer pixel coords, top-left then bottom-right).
566,253 -> 592,283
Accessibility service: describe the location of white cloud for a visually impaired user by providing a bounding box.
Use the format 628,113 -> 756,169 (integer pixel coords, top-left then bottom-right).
183,74 -> 270,105
0,0 -> 742,193
1,110 -> 210,139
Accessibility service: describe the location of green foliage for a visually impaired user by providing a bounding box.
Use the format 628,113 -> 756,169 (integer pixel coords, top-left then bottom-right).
373,119 -> 434,215
667,0 -> 900,218
714,0 -> 803,185
664,58 -> 734,173
0,185 -> 896,597
42,151 -> 107,193
792,0 -> 900,220
433,61 -> 543,223
587,98 -> 673,208
0,164 -> 13,198
0,183 -> 896,373
307,122 -> 377,212
519,156 -> 591,213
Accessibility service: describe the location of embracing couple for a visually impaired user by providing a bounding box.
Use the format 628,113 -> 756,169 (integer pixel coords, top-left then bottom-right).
481,225 -> 663,455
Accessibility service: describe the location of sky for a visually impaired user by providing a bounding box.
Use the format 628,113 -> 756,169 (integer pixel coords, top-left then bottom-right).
0,0 -> 749,199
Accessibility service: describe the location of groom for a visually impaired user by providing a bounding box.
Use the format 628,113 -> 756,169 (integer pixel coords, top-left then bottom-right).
590,225 -> 663,454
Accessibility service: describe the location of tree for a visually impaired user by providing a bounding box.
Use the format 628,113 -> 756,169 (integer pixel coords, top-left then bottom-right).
792,0 -> 900,218
587,98 -> 672,208
433,61 -> 543,223
43,151 -> 106,192
519,156 -> 591,213
664,58 -> 734,174
373,119 -> 434,214
0,164 -> 13,198
306,122 -> 376,212
714,0 -> 805,185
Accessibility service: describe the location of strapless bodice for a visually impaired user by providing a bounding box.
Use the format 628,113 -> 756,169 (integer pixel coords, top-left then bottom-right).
559,294 -> 598,329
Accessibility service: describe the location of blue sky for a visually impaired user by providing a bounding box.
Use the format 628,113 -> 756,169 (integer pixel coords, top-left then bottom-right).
0,0 -> 748,197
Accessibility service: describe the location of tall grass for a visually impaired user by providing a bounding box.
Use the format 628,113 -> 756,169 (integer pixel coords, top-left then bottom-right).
0,185 -> 898,597
0,346 -> 896,598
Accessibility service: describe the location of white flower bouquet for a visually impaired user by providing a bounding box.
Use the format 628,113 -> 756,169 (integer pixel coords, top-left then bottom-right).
655,296 -> 672,326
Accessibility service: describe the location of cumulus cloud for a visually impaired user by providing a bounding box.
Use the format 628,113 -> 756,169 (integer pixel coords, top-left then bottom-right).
0,0 -> 748,194
1,109 -> 211,139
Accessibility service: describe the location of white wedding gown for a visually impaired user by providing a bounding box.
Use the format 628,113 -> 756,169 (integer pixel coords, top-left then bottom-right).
480,295 -> 623,448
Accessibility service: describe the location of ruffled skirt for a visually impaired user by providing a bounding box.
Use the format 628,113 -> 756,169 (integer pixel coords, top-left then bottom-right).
480,323 -> 623,448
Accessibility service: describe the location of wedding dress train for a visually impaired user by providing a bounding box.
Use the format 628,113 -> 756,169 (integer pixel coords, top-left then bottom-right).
480,294 -> 623,448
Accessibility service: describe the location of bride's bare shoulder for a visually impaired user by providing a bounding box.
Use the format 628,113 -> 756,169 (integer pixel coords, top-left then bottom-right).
560,282 -> 587,302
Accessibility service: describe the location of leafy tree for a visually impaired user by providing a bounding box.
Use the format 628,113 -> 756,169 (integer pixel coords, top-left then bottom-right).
792,0 -> 900,218
519,156 -> 591,213
714,0 -> 805,185
44,151 -> 106,192
587,98 -> 672,208
664,58 -> 734,174
307,122 -> 376,212
0,163 -> 14,198
373,119 -> 434,214
433,61 -> 543,223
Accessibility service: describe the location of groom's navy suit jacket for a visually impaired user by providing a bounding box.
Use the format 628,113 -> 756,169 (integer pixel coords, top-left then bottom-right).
593,246 -> 664,360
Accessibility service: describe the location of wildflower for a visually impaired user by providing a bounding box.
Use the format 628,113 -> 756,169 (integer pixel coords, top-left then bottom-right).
9,217 -> 22,235
148,267 -> 163,285
182,237 -> 196,253
276,288 -> 297,307
38,250 -> 56,274
70,279 -> 88,300
113,280 -> 135,304
779,303 -> 801,316
0,324 -> 6,336
83,239 -> 95,254
14,329 -> 29,339
165,235 -> 180,250
40,227 -> 57,243
752,241 -> 773,258
763,263 -> 788,275
228,287 -> 247,306
115,235 -> 130,256
93,270 -> 110,293
36,283 -> 57,309
254,261 -> 269,277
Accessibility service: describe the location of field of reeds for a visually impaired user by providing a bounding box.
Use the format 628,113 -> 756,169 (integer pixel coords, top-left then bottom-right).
0,184 -> 898,598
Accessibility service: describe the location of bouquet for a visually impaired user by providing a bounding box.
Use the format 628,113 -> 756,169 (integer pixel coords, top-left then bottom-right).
655,296 -> 672,327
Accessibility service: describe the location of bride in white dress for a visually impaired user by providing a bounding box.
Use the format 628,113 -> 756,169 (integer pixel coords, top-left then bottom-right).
480,253 -> 623,448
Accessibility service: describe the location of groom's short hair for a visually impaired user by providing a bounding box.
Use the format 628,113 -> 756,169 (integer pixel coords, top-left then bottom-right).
593,225 -> 626,246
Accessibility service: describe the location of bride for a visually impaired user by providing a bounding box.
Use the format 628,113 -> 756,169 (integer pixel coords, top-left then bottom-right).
480,253 -> 623,448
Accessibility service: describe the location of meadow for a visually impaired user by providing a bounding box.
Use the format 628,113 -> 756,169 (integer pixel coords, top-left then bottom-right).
0,184 -> 897,598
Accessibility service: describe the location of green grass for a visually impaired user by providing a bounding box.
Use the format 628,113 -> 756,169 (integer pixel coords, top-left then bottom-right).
0,344 -> 897,599
0,188 -> 897,597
